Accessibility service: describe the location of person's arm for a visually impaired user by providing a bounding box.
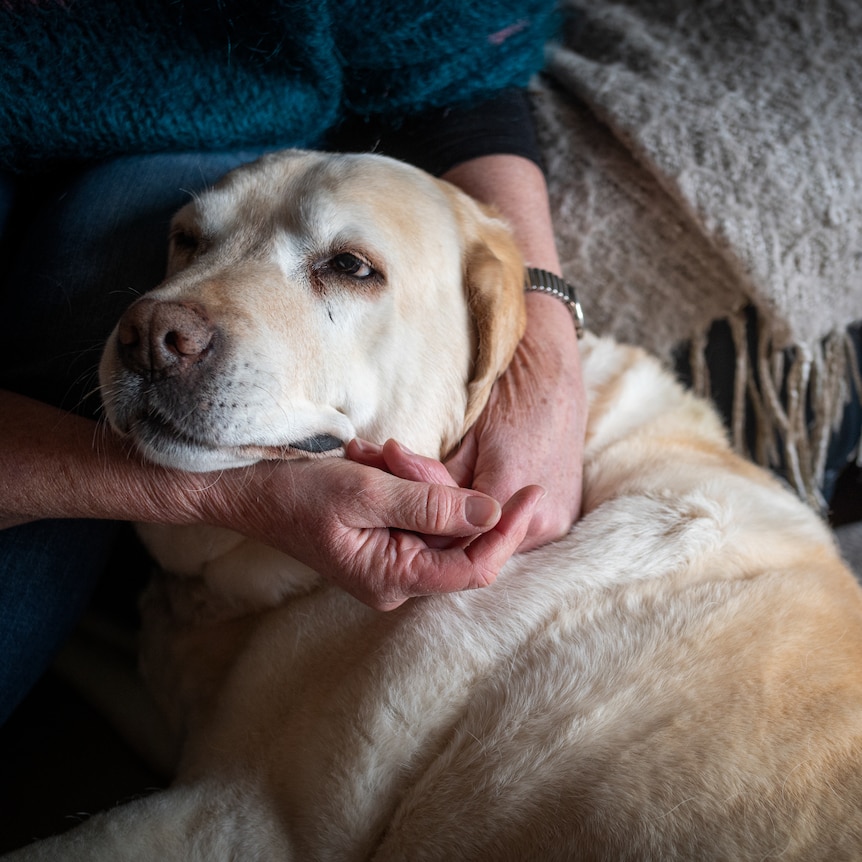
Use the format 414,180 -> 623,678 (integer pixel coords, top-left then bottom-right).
0,389 -> 540,609
442,154 -> 587,547
0,389 -> 192,528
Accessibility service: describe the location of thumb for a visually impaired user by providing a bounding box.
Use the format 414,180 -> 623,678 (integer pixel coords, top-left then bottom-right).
378,479 -> 503,539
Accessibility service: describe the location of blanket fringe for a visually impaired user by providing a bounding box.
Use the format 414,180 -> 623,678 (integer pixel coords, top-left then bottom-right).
689,310 -> 861,512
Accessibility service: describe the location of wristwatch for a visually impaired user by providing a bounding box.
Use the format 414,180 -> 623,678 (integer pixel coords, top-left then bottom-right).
523,267 -> 585,338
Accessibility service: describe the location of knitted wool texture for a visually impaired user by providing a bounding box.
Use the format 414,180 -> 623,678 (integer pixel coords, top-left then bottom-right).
533,0 -> 862,505
0,0 -> 557,172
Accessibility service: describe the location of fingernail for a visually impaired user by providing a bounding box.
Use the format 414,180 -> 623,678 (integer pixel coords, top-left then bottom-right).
465,496 -> 500,528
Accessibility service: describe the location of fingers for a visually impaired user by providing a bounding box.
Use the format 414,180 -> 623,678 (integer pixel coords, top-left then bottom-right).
462,483 -> 545,578
241,448 -> 543,613
406,483 -> 545,594
346,439 -> 502,537
463,450 -> 568,552
347,438 -> 457,487
348,483 -> 544,611
346,437 -> 554,555
381,471 -> 502,537
345,438 -> 392,471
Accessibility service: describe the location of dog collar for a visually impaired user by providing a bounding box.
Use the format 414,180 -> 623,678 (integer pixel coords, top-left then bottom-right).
524,267 -> 585,338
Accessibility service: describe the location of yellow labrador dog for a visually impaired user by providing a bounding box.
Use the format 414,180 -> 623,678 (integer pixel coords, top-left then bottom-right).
8,150 -> 862,860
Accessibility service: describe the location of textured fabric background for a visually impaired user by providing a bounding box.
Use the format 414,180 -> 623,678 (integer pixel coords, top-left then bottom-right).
533,0 -> 862,503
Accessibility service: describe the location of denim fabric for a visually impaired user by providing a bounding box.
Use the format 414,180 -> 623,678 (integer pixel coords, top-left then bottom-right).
0,519 -> 119,727
0,150 -> 273,724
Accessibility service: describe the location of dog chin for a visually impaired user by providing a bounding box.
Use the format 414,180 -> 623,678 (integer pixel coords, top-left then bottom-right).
130,419 -> 345,473
134,435 -> 259,473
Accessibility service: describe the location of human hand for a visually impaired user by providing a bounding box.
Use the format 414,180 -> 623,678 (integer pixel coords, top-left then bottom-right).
445,292 -> 587,551
201,446 -> 543,611
0,389 -> 534,611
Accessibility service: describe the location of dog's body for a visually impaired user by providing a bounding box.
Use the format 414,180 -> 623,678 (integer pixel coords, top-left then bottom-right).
7,151 -> 862,860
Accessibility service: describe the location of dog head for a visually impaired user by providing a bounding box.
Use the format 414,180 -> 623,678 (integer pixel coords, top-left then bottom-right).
99,150 -> 526,472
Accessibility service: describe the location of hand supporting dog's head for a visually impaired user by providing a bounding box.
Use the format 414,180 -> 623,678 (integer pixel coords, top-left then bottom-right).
99,151 -> 526,472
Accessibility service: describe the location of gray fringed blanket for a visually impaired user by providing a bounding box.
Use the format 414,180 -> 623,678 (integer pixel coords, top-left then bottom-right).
533,0 -> 862,506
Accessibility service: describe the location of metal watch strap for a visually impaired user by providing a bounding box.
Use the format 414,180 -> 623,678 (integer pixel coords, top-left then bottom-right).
523,267 -> 585,338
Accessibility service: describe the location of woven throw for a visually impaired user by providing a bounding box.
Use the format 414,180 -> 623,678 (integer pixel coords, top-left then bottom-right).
533,0 -> 862,505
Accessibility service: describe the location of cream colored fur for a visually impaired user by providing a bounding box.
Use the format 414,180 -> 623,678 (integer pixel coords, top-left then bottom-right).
7,151 -> 862,861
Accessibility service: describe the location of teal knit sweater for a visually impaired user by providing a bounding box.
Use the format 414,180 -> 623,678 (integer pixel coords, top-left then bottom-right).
0,0 -> 558,173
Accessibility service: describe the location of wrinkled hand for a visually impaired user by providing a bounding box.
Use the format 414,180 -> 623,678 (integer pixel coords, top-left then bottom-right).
446,293 -> 587,551
202,446 -> 542,611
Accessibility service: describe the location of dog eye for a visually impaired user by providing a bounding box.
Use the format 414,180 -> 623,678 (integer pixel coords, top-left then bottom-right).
170,229 -> 201,255
329,252 -> 375,279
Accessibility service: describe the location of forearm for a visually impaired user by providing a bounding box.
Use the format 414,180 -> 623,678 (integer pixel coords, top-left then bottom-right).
442,154 -> 561,274
443,153 -> 577,340
0,389 -> 203,529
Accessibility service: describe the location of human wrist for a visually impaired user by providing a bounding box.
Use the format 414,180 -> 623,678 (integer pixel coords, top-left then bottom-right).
523,289 -> 580,346
74,428 -> 208,529
180,463 -> 254,535
57,410 -> 215,529
524,267 -> 584,338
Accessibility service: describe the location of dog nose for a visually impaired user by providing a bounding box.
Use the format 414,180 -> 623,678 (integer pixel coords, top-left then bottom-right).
116,298 -> 216,377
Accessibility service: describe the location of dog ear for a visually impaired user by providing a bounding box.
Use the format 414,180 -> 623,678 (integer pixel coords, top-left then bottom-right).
453,197 -> 527,433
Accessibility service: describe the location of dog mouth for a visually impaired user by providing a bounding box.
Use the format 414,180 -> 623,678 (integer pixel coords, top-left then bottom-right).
288,433 -> 344,453
128,408 -> 345,470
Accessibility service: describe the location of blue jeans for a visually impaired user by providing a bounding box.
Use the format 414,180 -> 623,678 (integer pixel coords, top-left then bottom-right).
0,150 -> 274,726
